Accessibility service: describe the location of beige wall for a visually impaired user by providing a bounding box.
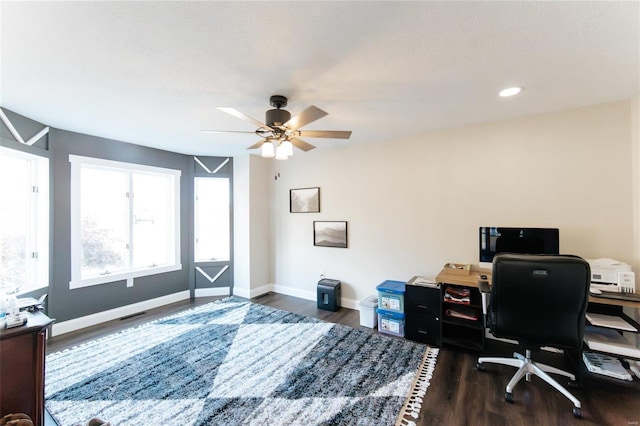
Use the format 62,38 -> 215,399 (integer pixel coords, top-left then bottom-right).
233,154 -> 273,298
632,95 -> 640,273
265,100 -> 636,308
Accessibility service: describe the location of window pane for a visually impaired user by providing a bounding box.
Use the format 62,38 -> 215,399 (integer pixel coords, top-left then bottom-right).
195,177 -> 230,262
80,166 -> 128,278
70,155 -> 180,288
0,155 -> 29,293
132,172 -> 174,268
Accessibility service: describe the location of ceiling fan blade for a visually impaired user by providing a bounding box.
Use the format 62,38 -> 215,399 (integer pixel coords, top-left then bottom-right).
217,107 -> 273,130
284,105 -> 328,130
247,139 -> 268,150
290,137 -> 316,152
297,130 -> 352,139
201,130 -> 256,134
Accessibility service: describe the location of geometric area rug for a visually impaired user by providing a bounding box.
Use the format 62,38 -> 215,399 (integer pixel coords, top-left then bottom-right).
45,297 -> 438,426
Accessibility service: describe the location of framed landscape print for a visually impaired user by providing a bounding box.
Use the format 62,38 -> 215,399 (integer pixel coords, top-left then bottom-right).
290,187 -> 320,213
314,221 -> 347,248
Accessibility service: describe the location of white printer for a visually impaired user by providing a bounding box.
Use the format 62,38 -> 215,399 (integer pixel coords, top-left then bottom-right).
587,258 -> 635,293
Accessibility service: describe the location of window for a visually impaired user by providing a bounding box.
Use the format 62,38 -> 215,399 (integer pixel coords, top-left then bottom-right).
194,177 -> 230,262
70,155 -> 181,288
0,147 -> 49,295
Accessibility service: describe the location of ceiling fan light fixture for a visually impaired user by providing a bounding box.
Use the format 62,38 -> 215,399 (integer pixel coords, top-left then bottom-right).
275,144 -> 288,160
499,86 -> 523,97
282,140 -> 293,157
213,95 -> 352,157
261,141 -> 275,158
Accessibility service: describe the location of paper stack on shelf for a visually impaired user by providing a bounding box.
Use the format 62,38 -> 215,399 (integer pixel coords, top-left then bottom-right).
584,326 -> 640,358
445,306 -> 478,321
443,287 -> 470,305
407,276 -> 439,288
582,351 -> 633,381
585,312 -> 638,332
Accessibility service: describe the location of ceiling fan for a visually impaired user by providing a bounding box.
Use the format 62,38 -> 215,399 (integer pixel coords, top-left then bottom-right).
202,95 -> 352,160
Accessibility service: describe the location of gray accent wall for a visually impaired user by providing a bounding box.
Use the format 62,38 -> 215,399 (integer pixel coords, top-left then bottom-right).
48,129 -> 194,322
1,107 -> 234,323
0,108 -> 49,151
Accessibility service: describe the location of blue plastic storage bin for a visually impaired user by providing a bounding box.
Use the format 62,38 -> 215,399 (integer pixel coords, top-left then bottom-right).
377,308 -> 405,337
376,280 -> 406,313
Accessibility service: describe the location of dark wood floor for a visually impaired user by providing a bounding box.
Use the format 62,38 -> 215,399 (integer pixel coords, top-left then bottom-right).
46,293 -> 639,426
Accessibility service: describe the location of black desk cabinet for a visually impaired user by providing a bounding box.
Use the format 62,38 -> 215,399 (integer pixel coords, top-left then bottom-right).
405,284 -> 441,346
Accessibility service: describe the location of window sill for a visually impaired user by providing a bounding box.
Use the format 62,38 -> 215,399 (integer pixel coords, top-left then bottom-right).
4,283 -> 48,297
69,264 -> 182,289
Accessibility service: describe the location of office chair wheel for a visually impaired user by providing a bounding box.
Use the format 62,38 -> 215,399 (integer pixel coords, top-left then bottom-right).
476,362 -> 486,371
504,392 -> 514,403
572,407 -> 582,418
567,379 -> 580,388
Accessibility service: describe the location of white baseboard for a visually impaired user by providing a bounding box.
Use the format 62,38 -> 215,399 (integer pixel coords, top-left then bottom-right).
270,284 -> 359,310
233,284 -> 272,299
51,290 -> 190,337
195,287 -> 230,297
272,284 -> 315,301
51,283 -> 359,338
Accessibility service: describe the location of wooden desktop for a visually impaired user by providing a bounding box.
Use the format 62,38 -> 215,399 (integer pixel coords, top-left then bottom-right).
435,267 -> 640,309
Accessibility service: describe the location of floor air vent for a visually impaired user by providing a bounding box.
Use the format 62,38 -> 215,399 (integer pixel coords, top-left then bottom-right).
120,311 -> 146,321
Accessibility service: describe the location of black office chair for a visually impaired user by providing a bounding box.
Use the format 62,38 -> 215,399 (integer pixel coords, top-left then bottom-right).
477,253 -> 590,418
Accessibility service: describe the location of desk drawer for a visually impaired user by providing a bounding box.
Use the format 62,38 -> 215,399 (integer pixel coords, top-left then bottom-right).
405,313 -> 441,346
405,285 -> 441,315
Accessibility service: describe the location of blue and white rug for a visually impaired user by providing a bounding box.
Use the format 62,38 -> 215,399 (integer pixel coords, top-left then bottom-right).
45,297 -> 437,426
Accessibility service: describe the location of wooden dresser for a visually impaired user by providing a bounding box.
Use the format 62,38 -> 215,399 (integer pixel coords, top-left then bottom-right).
0,312 -> 54,426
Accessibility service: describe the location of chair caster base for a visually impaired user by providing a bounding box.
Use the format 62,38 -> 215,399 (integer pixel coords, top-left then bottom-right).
572,407 -> 582,418
505,392 -> 514,403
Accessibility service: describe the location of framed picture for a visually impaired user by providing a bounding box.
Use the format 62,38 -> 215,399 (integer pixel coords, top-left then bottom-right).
290,187 -> 320,213
314,221 -> 348,248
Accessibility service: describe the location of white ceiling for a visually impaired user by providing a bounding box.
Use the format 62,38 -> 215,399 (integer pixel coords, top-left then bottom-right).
1,1 -> 638,157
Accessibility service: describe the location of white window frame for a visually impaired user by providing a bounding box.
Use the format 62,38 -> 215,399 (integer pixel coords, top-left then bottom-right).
69,155 -> 181,289
194,176 -> 231,262
0,146 -> 49,294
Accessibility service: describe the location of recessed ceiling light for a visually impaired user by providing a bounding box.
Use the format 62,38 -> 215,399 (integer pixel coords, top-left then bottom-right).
499,86 -> 523,97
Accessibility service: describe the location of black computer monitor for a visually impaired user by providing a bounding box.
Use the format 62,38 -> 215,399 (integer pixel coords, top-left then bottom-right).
479,227 -> 559,263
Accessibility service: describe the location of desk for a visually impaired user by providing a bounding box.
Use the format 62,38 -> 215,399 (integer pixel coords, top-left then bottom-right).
435,269 -> 488,350
588,295 -> 640,310
436,268 -> 640,349
435,267 -> 640,387
436,268 -> 640,309
0,312 -> 54,426
435,269 -> 489,288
